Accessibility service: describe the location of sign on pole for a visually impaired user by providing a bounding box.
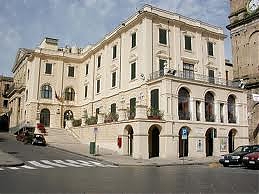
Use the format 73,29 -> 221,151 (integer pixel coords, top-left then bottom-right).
182,128 -> 187,140
252,94 -> 259,102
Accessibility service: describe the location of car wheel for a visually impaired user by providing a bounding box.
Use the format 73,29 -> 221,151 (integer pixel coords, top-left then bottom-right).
223,164 -> 229,167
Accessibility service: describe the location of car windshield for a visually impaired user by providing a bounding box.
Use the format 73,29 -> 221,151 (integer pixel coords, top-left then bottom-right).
255,148 -> 259,152
233,146 -> 251,153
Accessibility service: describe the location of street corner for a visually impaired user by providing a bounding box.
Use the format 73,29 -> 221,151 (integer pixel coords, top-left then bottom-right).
0,150 -> 24,167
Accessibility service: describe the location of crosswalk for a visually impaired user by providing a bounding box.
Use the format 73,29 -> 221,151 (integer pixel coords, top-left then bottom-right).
0,159 -> 117,171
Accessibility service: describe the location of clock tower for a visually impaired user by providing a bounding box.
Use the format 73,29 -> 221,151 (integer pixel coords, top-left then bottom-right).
227,0 -> 259,144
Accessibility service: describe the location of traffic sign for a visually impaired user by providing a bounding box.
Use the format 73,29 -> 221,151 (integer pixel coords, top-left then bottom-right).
181,128 -> 187,140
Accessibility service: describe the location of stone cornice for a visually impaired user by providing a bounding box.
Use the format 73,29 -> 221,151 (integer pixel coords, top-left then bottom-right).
227,12 -> 259,30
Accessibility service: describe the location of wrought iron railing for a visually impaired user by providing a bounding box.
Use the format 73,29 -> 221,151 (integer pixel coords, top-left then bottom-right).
228,115 -> 236,123
205,114 -> 215,122
4,83 -> 25,97
148,69 -> 240,88
178,111 -> 190,120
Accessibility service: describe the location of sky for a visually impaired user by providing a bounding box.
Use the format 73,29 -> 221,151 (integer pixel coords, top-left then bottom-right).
0,0 -> 231,77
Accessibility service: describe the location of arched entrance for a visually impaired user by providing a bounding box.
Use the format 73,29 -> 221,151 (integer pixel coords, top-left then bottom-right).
63,110 -> 73,128
179,127 -> 190,157
228,129 -> 237,153
124,125 -> 134,156
0,114 -> 9,132
40,109 -> 50,127
205,128 -> 215,156
148,125 -> 160,158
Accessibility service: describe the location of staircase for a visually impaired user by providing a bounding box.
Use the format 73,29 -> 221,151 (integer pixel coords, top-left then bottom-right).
44,128 -> 80,145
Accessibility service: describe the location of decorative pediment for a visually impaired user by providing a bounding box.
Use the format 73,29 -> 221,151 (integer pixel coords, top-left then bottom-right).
156,50 -> 169,59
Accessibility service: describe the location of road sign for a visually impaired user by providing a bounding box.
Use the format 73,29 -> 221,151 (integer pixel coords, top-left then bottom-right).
181,128 -> 187,140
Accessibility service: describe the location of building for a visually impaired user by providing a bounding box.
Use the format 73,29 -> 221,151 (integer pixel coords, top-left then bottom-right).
0,75 -> 13,131
227,0 -> 259,144
7,5 -> 248,159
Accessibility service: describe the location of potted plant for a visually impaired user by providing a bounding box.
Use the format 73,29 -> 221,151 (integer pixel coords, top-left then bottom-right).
147,107 -> 164,120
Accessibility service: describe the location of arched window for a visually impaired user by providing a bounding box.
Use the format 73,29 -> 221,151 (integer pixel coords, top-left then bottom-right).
205,92 -> 215,122
228,95 -> 236,123
178,88 -> 190,120
41,84 -> 52,99
65,87 -> 75,101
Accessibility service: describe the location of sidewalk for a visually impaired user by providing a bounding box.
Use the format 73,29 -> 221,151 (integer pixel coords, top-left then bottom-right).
45,128 -> 221,167
0,150 -> 24,167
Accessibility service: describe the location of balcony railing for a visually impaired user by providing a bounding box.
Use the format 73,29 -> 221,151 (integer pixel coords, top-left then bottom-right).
148,69 -> 240,88
178,111 -> 190,120
228,115 -> 236,123
4,83 -> 25,97
205,114 -> 215,122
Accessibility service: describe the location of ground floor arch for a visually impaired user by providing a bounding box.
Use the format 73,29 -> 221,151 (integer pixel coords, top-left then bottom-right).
228,129 -> 237,153
205,128 -> 216,156
124,125 -> 134,156
148,125 -> 161,158
179,126 -> 190,157
40,109 -> 50,127
0,114 -> 9,132
63,110 -> 73,128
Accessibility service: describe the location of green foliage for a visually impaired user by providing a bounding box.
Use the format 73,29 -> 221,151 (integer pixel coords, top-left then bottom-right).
147,107 -> 164,119
72,119 -> 82,127
104,112 -> 119,123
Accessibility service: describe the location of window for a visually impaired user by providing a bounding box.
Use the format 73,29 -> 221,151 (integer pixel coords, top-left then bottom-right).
4,84 -> 9,93
205,92 -> 215,122
196,101 -> 201,121
96,108 -> 100,117
185,35 -> 192,51
3,100 -> 8,108
84,85 -> 88,98
129,98 -> 136,119
159,28 -> 167,45
178,88 -> 190,120
111,103 -> 116,114
97,55 -> 101,68
131,32 -> 136,48
85,64 -> 89,75
112,45 -> 117,59
183,63 -> 194,79
208,70 -> 215,84
151,89 -> 159,110
26,90 -> 28,101
64,87 -> 75,101
68,66 -> 74,77
45,63 -> 52,74
97,79 -> 100,93
207,42 -> 214,56
112,71 -> 116,87
159,59 -> 167,76
27,69 -> 30,80
228,95 -> 236,123
220,103 -> 224,123
41,84 -> 52,99
131,62 -> 136,80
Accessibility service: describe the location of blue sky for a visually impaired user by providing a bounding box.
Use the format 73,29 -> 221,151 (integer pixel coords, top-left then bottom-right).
0,0 -> 231,76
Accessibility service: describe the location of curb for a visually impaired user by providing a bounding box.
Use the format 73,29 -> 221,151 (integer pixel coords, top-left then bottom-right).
47,145 -> 218,167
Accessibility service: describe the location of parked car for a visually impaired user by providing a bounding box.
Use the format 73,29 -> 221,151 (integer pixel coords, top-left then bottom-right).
219,145 -> 259,167
31,134 -> 46,146
242,148 -> 259,169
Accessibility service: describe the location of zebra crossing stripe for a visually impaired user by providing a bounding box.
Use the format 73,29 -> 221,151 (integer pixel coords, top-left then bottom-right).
21,165 -> 37,169
40,160 -> 67,167
82,160 -> 106,167
6,167 -> 20,170
66,160 -> 94,167
28,161 -> 54,168
0,168 -> 4,170
53,160 -> 83,167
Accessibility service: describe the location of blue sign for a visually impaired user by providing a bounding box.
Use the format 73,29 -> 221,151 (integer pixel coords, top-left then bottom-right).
181,128 -> 187,140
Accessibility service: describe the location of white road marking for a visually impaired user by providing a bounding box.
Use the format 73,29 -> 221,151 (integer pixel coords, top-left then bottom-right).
66,160 -> 94,167
83,160 -> 106,167
6,167 -> 20,170
0,168 -> 4,170
40,160 -> 67,167
53,160 -> 83,167
20,165 -> 37,169
28,161 -> 54,168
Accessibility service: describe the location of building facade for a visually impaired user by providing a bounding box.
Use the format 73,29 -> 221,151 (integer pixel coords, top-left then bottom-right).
227,0 -> 259,144
0,76 -> 13,131
8,5 -> 248,159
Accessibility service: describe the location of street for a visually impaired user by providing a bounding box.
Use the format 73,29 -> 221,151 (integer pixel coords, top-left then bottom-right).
0,133 -> 258,193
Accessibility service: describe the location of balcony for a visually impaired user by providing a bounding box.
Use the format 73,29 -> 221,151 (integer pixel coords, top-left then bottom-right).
228,114 -> 236,123
4,83 -> 25,97
148,69 -> 240,88
178,111 -> 190,120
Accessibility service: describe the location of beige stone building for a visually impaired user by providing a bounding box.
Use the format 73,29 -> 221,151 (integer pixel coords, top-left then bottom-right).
227,0 -> 259,144
7,5 -> 248,159
0,75 -> 13,131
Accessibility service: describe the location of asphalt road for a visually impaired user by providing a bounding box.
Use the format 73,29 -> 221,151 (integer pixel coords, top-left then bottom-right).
0,133 -> 259,193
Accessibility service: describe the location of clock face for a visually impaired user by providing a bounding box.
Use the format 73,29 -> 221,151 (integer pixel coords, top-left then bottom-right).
247,0 -> 259,13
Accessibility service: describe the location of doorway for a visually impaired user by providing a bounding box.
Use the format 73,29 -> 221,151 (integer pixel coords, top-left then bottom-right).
205,128 -> 215,156
228,129 -> 237,153
179,127 -> 189,157
63,110 -> 73,128
149,126 -> 160,158
40,109 -> 50,127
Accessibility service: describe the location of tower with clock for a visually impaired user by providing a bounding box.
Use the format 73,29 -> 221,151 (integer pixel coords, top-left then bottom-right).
227,0 -> 259,144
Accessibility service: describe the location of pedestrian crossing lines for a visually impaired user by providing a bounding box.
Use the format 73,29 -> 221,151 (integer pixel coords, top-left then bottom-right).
0,159 -> 117,171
